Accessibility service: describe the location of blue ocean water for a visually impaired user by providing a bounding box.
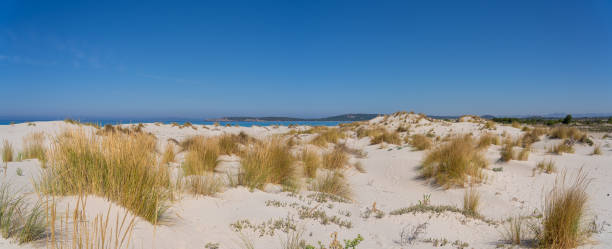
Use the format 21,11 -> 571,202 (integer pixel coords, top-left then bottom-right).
0,119 -> 350,127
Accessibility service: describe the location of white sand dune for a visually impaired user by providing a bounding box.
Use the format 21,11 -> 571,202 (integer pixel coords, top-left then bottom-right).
1,115 -> 611,249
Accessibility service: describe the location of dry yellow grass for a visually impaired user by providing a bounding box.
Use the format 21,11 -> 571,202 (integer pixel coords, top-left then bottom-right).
217,132 -> 254,155
536,170 -> 591,249
301,149 -> 321,178
182,136 -> 220,175
161,144 -> 176,165
500,142 -> 515,162
549,126 -> 585,141
536,160 -> 556,174
504,216 -> 526,245
548,140 -> 575,155
409,134 -> 432,150
421,135 -> 488,188
239,138 -> 296,190
185,175 -> 222,197
310,170 -> 351,200
517,147 -> 530,161
2,140 -> 13,162
22,132 -> 47,166
46,195 -> 137,249
322,147 -> 348,170
592,145 -> 602,155
310,128 -> 346,147
477,133 -> 500,149
40,129 -> 170,224
463,188 -> 480,216
370,130 -> 401,145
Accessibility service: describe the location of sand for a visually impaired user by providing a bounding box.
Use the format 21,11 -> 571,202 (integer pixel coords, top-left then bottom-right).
0,115 -> 610,249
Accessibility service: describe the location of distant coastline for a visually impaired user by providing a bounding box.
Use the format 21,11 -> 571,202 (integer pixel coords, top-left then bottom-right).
206,113 -> 380,122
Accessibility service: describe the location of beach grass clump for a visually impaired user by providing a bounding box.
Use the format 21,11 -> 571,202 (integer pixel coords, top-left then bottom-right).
535,170 -> 591,249
185,175 -> 222,196
161,144 -> 176,165
462,188 -> 480,217
355,127 -> 379,139
409,134 -> 433,150
40,129 -> 170,224
239,138 -> 296,190
2,140 -> 13,163
477,133 -> 500,149
218,132 -> 254,155
310,128 -> 346,147
301,149 -> 321,178
0,184 -> 46,244
504,216 -> 526,245
517,147 -> 530,161
22,132 -> 47,166
500,141 -> 515,162
310,171 -> 351,200
536,160 -> 556,174
548,140 -> 575,155
47,195 -> 137,249
549,126 -> 592,145
182,136 -> 220,175
484,120 -> 496,130
592,146 -> 601,155
322,147 -> 348,170
370,130 -> 401,145
421,135 -> 488,188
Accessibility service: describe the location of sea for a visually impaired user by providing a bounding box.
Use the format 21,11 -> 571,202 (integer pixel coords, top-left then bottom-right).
0,118 -> 350,127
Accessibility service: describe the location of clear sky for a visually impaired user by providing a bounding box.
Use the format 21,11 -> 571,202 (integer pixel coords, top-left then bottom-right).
1,0 -> 611,118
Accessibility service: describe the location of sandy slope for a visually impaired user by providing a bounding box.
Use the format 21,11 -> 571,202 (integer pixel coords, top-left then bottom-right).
0,117 -> 610,249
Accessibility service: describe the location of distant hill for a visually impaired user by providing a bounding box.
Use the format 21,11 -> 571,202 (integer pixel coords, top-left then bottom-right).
207,113 -> 380,122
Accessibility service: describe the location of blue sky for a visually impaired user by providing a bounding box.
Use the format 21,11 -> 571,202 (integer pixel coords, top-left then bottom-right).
0,0 -> 611,118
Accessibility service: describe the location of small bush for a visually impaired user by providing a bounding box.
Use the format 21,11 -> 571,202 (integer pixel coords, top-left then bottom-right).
484,120 -> 496,130
301,149 -> 321,178
183,136 -> 220,175
322,147 -> 348,170
239,138 -> 296,190
310,171 -> 351,200
536,170 -> 591,249
410,134 -> 433,150
22,132 -> 47,166
2,140 -> 13,162
463,188 -> 480,216
421,135 -> 488,188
